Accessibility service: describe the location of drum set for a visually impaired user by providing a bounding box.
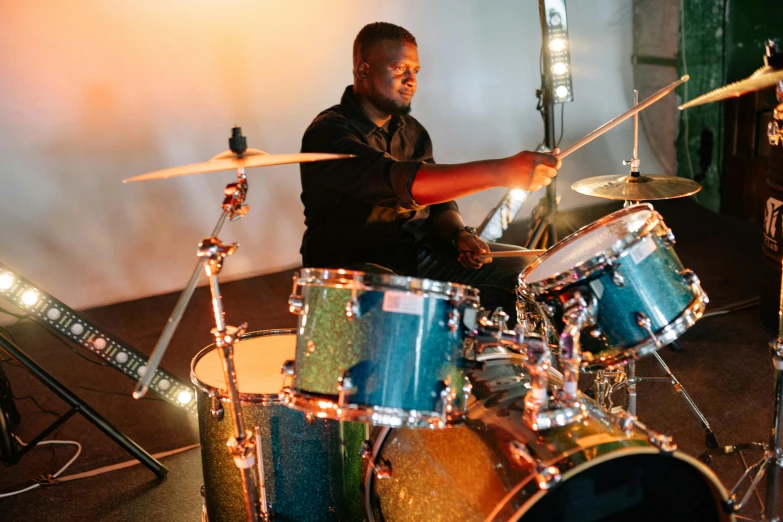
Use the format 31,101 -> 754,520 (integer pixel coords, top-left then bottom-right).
121,44 -> 783,521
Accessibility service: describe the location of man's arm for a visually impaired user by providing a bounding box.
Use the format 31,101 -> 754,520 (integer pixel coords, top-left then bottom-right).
411,151 -> 560,206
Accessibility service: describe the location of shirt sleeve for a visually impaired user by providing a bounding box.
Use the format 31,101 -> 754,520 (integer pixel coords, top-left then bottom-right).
301,120 -> 426,212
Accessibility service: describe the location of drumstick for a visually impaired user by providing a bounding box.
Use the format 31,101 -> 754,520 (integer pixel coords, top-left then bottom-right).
555,75 -> 689,160
484,249 -> 547,258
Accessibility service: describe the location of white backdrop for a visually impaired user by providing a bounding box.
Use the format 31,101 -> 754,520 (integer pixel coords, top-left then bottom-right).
0,0 -> 664,310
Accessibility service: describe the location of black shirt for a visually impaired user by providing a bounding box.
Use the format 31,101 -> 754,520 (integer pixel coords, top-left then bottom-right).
299,86 -> 458,274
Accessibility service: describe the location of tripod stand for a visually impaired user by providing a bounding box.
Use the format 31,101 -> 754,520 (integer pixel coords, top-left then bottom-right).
0,334 -> 166,478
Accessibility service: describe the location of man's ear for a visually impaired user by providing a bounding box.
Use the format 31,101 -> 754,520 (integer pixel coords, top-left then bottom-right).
356,60 -> 369,80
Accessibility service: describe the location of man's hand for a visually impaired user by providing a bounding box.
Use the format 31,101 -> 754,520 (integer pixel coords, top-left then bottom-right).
506,148 -> 561,192
456,230 -> 493,270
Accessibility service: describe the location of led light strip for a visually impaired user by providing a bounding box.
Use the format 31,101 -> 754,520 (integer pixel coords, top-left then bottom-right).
0,261 -> 197,417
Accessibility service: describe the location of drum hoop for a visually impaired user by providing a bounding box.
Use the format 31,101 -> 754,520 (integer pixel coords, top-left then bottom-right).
294,267 -> 480,303
190,329 -> 295,404
581,289 -> 707,371
280,387 -> 457,428
519,204 -> 660,296
499,446 -> 733,522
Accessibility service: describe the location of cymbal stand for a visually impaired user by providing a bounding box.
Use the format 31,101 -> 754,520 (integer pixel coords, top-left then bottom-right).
592,90 -> 718,449
699,85 -> 783,522
199,236 -> 264,522
134,127 -> 251,399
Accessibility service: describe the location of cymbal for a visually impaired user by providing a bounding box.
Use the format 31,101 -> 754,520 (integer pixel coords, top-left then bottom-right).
123,148 -> 353,183
572,174 -> 702,201
679,65 -> 783,110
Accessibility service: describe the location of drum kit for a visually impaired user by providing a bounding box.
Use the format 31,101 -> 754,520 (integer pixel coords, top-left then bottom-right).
120,42 -> 783,522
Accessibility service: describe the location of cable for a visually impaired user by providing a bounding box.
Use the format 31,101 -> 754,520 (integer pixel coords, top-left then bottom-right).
556,104 -> 565,147
0,435 -> 82,498
57,443 -> 199,482
11,393 -> 60,417
679,0 -> 696,180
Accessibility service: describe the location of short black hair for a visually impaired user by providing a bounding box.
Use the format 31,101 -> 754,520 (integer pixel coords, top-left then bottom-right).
353,22 -> 417,62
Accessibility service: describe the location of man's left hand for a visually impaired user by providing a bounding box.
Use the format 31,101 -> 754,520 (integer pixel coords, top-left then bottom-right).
456,230 -> 493,270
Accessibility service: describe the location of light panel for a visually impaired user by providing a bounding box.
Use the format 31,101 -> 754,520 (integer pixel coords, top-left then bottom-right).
0,263 -> 197,417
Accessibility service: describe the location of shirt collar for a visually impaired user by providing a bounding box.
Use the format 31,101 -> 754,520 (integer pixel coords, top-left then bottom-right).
340,85 -> 407,136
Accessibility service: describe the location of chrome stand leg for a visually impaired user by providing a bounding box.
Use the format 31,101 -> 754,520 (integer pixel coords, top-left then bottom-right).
651,351 -> 719,449
627,360 -> 637,416
593,371 -> 606,408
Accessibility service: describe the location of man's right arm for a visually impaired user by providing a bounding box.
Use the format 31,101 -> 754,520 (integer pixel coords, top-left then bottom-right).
410,151 -> 561,206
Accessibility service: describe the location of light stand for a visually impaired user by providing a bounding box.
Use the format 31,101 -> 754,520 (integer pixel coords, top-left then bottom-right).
525,0 -> 574,249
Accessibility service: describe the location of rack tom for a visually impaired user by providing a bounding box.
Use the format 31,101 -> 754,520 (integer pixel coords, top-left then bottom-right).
284,268 -> 479,428
519,204 -> 707,370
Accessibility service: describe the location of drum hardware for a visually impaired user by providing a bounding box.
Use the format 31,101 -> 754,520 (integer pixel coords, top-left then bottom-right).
507,440 -> 562,490
681,59 -> 783,520
198,235 -> 263,522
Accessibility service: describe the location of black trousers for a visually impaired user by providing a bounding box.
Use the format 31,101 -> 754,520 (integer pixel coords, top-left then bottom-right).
347,242 -> 532,325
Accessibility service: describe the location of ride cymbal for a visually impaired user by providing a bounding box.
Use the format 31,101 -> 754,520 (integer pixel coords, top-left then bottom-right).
123,148 -> 353,183
678,66 -> 783,110
572,174 -> 702,201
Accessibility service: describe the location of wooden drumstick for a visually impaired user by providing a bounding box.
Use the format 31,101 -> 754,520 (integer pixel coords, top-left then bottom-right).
484,249 -> 547,258
555,75 -> 689,160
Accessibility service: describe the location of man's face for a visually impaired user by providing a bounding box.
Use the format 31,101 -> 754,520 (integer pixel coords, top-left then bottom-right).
361,40 -> 419,116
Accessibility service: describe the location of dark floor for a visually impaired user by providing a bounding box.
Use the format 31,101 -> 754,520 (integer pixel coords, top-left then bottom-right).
0,197 -> 780,521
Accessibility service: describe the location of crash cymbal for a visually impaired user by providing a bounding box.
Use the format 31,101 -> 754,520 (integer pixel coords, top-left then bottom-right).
572,174 -> 702,201
123,148 -> 353,183
678,65 -> 783,110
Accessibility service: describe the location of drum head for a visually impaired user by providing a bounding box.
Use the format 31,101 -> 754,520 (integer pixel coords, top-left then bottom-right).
525,206 -> 655,284
193,331 -> 295,396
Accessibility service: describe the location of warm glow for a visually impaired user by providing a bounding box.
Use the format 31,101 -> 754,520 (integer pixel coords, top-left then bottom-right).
0,273 -> 13,290
177,390 -> 193,404
556,86 -> 570,98
510,189 -> 528,201
21,289 -> 39,306
553,62 -> 567,75
549,38 -> 566,52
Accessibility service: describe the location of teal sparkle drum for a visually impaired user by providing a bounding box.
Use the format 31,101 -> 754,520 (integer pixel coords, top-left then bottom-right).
283,268 -> 480,428
192,330 -> 362,522
519,204 -> 708,371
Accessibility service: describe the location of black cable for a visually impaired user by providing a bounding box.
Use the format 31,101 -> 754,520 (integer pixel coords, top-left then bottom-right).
11,394 -> 60,417
556,104 -> 565,147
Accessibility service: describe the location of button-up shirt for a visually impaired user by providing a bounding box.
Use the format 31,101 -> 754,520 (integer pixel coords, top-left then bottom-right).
299,86 -> 458,274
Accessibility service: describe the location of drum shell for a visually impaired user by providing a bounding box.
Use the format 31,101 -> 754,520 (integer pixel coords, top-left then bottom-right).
192,330 -> 362,522
292,274 -> 475,414
760,136 -> 783,332
365,359 -> 734,522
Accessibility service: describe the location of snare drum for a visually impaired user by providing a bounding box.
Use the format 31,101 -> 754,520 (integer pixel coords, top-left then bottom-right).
284,268 -> 480,428
519,204 -> 707,370
191,330 -> 360,522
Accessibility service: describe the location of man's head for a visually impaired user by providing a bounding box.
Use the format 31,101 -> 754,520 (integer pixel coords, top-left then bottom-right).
353,22 -> 419,117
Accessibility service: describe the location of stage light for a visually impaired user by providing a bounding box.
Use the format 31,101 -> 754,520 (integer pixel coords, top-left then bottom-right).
511,189 -> 528,201
0,273 -> 13,290
541,0 -> 573,104
549,38 -> 566,52
21,290 -> 39,306
477,189 -> 530,242
177,390 -> 193,404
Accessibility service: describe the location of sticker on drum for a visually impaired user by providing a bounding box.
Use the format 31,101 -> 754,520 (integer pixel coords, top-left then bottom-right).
519,204 -> 708,370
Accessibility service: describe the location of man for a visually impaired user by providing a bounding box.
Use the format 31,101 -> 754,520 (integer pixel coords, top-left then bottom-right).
299,22 -> 560,322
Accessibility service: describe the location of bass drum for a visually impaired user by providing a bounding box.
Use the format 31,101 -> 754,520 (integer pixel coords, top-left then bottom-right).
364,358 -> 734,522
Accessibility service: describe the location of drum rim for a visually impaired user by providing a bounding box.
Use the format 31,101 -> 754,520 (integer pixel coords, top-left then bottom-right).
280,387 -> 460,428
498,446 -> 734,522
518,204 -> 660,295
294,267 -> 480,303
190,329 -> 295,403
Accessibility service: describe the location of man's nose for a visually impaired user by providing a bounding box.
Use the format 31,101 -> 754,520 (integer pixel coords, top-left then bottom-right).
403,72 -> 416,88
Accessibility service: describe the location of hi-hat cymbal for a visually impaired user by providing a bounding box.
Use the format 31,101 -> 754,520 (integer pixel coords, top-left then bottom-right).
678,65 -> 783,110
572,174 -> 702,201
123,148 -> 353,183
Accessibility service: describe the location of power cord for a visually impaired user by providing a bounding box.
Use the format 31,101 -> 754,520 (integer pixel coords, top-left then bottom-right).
0,435 -> 82,498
